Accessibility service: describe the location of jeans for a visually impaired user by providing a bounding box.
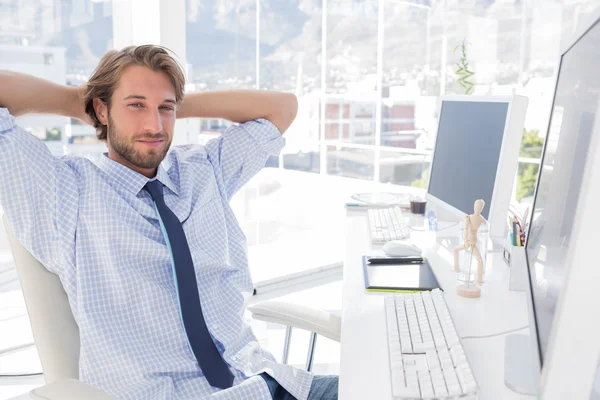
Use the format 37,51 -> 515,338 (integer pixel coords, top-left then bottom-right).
259,373 -> 338,400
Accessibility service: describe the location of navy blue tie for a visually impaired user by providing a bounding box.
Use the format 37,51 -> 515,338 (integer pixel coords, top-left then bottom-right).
144,180 -> 234,389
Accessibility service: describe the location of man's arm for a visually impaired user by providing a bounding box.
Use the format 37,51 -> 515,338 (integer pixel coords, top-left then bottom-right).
176,90 -> 298,134
0,70 -> 87,121
0,71 -> 81,275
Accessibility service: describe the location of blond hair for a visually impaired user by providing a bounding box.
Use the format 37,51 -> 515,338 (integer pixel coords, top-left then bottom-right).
84,45 -> 186,141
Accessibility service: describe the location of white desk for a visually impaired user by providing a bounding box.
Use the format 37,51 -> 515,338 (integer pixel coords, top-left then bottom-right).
339,208 -> 536,400
231,167 -> 425,283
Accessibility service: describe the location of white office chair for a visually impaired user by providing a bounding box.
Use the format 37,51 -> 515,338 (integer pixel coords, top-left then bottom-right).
2,216 -> 341,399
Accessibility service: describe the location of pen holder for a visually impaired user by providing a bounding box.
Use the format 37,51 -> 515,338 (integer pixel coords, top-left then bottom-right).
502,241 -> 528,291
455,221 -> 489,298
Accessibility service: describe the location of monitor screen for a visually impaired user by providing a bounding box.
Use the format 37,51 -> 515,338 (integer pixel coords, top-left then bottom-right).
428,100 -> 509,220
525,19 -> 600,366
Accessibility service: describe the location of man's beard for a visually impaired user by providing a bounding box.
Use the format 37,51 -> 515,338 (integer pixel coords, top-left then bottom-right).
107,113 -> 172,170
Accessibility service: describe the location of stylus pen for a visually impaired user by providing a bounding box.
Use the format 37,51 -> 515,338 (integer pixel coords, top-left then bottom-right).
367,257 -> 425,265
345,203 -> 390,209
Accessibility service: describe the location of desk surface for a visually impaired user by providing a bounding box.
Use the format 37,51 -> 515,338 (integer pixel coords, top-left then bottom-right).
232,168 -> 425,283
339,208 -> 535,400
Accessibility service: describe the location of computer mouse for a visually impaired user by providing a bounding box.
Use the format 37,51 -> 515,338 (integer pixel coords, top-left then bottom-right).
382,240 -> 423,257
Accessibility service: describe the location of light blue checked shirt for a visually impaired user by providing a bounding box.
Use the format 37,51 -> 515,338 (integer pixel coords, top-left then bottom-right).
0,108 -> 313,399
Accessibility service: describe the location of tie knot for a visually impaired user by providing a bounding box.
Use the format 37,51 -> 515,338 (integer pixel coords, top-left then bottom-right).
144,180 -> 164,200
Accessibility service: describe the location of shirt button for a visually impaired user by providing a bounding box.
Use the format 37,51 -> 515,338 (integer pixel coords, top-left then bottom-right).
231,356 -> 237,361
212,324 -> 218,330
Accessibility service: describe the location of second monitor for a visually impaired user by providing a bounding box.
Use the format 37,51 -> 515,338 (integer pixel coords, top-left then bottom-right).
426,95 -> 529,240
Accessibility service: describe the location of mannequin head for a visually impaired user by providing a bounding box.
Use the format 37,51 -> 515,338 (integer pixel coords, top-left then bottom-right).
474,199 -> 485,215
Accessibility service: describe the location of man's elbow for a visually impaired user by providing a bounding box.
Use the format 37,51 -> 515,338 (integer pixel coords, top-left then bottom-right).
272,93 -> 298,134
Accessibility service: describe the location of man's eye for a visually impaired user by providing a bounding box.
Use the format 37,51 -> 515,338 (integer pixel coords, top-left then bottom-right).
160,106 -> 174,111
130,103 -> 143,108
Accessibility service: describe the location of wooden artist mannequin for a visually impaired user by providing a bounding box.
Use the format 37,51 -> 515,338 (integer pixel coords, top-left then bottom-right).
454,199 -> 487,298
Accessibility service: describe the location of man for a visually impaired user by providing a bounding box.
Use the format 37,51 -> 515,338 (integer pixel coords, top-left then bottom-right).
0,45 -> 338,400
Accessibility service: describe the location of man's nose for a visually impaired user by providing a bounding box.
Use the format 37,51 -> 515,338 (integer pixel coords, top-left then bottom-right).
143,109 -> 163,134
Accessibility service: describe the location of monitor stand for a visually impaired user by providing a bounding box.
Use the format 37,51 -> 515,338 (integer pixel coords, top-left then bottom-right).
432,220 -> 505,252
426,202 -> 506,252
504,334 -> 539,395
431,219 -> 461,252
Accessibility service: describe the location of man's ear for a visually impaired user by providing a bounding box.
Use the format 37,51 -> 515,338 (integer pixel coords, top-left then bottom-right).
93,98 -> 108,125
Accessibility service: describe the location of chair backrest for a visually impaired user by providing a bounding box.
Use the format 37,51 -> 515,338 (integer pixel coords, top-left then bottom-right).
2,216 -> 80,383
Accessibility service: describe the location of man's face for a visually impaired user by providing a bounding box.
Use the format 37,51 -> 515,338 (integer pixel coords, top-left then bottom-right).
101,65 -> 177,177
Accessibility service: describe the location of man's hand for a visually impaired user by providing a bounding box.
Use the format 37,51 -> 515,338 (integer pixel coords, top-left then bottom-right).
73,85 -> 94,126
177,90 -> 298,134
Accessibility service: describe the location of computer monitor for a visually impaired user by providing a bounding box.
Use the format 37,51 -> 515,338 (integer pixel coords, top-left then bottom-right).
426,95 -> 528,240
521,12 -> 600,399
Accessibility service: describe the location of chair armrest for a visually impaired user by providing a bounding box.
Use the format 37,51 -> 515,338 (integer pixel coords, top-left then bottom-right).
29,379 -> 117,400
248,301 -> 341,342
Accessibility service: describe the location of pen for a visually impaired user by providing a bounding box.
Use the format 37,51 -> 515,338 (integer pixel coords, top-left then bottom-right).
367,257 -> 425,265
515,219 -> 525,246
345,203 -> 389,209
345,203 -> 370,208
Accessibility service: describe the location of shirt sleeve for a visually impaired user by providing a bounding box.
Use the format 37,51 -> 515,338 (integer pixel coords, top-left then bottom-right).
205,118 -> 285,201
0,108 -> 79,275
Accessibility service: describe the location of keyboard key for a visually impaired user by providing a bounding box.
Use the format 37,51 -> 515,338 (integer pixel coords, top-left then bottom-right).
391,370 -> 405,388
392,385 -> 421,398
434,384 -> 449,398
450,345 -> 467,368
448,382 -> 463,396
425,351 -> 441,371
403,355 -> 428,375
420,385 -> 435,399
417,369 -> 430,381
406,370 -> 419,387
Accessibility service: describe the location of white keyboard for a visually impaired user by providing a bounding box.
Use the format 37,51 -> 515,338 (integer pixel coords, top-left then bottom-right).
368,206 -> 410,243
385,289 -> 479,400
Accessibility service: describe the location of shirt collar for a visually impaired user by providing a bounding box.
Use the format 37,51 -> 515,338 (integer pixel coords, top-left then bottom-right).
155,162 -> 179,195
97,153 -> 179,196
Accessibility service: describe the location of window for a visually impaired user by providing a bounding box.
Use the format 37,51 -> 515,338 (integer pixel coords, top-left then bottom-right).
183,0 -> 600,285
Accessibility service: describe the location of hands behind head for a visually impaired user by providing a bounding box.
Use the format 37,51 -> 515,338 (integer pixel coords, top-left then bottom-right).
74,85 -> 94,126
